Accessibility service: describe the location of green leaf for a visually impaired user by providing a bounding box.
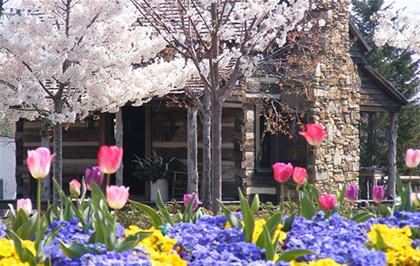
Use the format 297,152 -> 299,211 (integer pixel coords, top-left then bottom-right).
192,208 -> 204,224
281,213 -> 295,233
6,229 -> 36,266
16,212 -> 38,240
129,200 -> 164,228
261,224 -> 275,261
58,239 -> 101,259
256,212 -> 282,248
115,231 -> 153,253
332,184 -> 346,214
155,190 -> 175,225
350,211 -> 376,223
238,188 -> 254,243
217,199 -> 243,229
373,230 -> 386,251
299,190 -> 316,219
278,249 -> 317,262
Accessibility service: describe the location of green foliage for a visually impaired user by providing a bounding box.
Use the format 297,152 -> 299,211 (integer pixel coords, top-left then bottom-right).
132,150 -> 184,183
352,0 -> 420,172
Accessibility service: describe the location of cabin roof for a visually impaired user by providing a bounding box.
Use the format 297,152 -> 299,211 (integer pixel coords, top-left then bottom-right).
359,63 -> 408,113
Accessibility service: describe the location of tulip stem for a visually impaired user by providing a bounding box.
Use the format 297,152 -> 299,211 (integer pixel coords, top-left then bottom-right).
37,178 -> 41,217
114,209 -> 118,227
280,182 -> 284,212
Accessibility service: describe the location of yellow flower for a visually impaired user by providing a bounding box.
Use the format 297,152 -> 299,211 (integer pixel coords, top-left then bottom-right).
368,224 -> 420,265
0,238 -> 42,266
290,258 -> 344,266
125,225 -> 187,266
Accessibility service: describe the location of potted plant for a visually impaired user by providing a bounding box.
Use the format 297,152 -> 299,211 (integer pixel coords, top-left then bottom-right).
132,150 -> 184,201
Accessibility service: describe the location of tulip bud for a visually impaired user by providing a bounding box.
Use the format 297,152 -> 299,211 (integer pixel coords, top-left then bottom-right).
272,162 -> 293,183
98,146 -> 123,174
85,166 -> 104,191
184,193 -> 199,211
292,167 -> 307,185
106,185 -> 130,210
299,124 -> 328,146
372,186 -> 385,204
27,147 -> 55,179
318,194 -> 337,211
17,198 -> 32,217
406,149 -> 420,168
411,193 -> 420,206
69,179 -> 81,197
344,184 -> 359,202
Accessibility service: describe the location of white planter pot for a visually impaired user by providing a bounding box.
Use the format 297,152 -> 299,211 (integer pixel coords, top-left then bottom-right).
150,179 -> 169,201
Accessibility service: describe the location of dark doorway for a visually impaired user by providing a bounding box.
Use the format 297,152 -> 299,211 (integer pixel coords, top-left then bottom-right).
122,106 -> 146,195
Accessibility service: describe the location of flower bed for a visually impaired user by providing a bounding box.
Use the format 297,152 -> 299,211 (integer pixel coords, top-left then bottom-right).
3,210 -> 420,265
9,142 -> 420,265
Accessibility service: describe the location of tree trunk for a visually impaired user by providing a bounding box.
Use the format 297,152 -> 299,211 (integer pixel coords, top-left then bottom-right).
187,105 -> 199,194
201,93 -> 212,210
211,100 -> 222,214
52,122 -> 62,210
115,109 -> 123,186
40,118 -> 51,202
388,112 -> 398,200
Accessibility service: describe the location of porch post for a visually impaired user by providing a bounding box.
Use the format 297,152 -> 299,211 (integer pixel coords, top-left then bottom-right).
115,109 -> 123,186
388,112 -> 398,200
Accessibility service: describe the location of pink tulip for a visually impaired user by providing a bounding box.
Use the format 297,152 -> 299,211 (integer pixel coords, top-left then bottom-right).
17,198 -> 32,216
27,147 -> 55,179
345,184 -> 359,202
272,162 -> 293,182
184,193 -> 199,211
106,185 -> 130,210
85,166 -> 104,191
69,179 -> 81,197
98,146 -> 123,174
299,124 -> 328,146
292,167 -> 307,185
318,194 -> 337,211
372,186 -> 385,204
406,149 -> 420,168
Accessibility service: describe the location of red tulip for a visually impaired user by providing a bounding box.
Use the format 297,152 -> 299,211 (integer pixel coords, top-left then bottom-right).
318,194 -> 337,211
272,162 -> 293,182
344,184 -> 359,202
27,147 -> 55,179
372,186 -> 385,204
406,149 -> 420,168
17,198 -> 32,216
184,193 -> 199,211
292,167 -> 307,185
98,146 -> 123,174
69,179 -> 81,197
299,124 -> 328,146
106,185 -> 130,210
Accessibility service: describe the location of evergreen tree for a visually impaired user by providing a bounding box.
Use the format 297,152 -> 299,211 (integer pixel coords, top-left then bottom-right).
352,0 -> 420,175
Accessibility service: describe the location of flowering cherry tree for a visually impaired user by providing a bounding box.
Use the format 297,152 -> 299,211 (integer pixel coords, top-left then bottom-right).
131,0 -> 312,212
373,9 -> 420,54
0,0 -> 194,202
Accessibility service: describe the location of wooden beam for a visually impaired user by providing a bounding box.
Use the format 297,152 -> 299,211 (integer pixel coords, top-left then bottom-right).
388,112 -> 398,199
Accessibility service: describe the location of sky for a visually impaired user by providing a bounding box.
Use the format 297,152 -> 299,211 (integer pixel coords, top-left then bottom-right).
383,0 -> 420,14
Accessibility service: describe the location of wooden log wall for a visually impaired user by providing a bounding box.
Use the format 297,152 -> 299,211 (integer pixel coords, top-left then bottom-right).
150,102 -> 244,200
16,119 -> 100,198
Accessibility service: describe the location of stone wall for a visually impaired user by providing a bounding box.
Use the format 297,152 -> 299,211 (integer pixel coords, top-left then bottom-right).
242,0 -> 361,201
308,0 -> 360,192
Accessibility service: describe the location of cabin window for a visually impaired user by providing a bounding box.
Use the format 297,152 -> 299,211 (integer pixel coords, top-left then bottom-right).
255,102 -> 308,171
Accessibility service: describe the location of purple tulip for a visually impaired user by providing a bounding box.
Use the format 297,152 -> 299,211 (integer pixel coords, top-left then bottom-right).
184,193 -> 199,211
345,184 -> 359,202
84,166 -> 104,191
372,186 -> 385,204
